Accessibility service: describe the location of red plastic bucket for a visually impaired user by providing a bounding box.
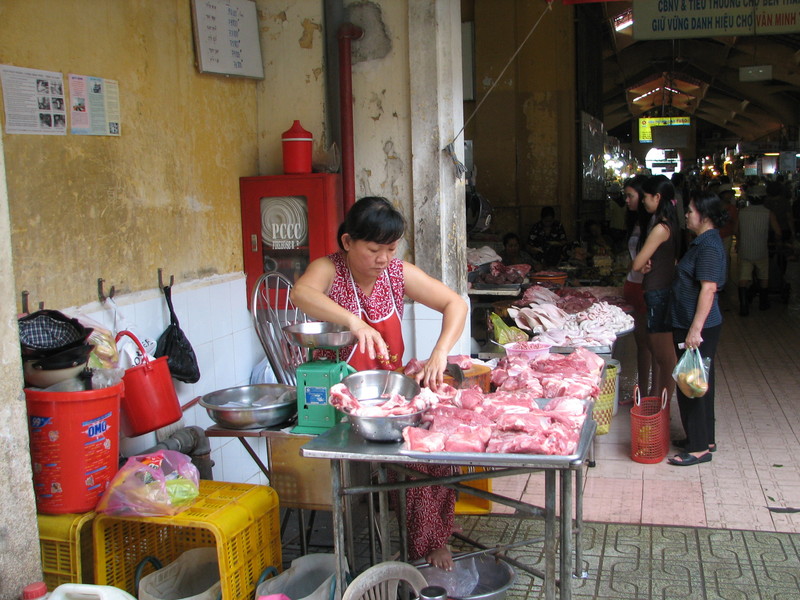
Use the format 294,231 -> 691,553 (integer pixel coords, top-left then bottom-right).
281,120 -> 312,174
115,330 -> 182,437
25,382 -> 123,514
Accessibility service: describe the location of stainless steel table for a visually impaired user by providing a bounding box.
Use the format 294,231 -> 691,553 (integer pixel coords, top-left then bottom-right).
301,419 -> 595,600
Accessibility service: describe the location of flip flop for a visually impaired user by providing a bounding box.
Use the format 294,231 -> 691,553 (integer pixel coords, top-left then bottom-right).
668,452 -> 712,466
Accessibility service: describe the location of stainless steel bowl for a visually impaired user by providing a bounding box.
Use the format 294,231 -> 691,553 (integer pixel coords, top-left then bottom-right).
283,322 -> 356,349
200,384 -> 296,429
418,555 -> 515,600
344,399 -> 424,442
341,370 -> 421,402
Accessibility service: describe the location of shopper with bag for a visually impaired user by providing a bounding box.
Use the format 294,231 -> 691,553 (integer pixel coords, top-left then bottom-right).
668,190 -> 728,466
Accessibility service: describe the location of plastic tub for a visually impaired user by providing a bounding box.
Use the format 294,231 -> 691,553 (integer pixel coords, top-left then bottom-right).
502,341 -> 552,360
25,383 -> 123,514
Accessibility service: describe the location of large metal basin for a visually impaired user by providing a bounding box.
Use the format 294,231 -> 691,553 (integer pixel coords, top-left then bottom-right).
419,555 -> 515,600
341,370 -> 420,402
200,384 -> 296,429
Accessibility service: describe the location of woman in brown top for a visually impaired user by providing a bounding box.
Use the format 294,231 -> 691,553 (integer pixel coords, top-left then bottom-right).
632,175 -> 679,398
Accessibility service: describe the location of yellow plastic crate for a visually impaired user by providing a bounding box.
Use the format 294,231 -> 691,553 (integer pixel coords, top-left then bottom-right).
454,467 -> 492,514
38,511 -> 95,589
595,362 -> 618,435
93,481 -> 281,600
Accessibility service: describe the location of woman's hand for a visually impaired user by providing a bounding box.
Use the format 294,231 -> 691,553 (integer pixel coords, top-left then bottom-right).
415,349 -> 448,389
351,321 -> 389,362
684,326 -> 703,350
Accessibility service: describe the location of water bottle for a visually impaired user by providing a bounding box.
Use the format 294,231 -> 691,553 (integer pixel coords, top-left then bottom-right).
48,584 -> 136,600
21,582 -> 48,600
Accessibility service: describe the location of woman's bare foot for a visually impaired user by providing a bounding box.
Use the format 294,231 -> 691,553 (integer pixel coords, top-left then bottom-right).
426,546 -> 454,571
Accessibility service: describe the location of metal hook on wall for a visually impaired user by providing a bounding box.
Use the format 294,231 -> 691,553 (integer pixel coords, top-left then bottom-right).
97,278 -> 116,303
158,268 -> 174,290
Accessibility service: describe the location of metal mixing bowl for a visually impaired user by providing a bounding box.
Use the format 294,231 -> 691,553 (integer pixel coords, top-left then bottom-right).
283,322 -> 356,349
341,371 -> 423,442
418,555 -> 515,600
344,399 -> 425,442
341,370 -> 420,402
200,384 -> 296,429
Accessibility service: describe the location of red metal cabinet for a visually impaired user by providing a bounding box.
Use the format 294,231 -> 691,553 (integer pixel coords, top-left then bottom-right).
240,173 -> 343,304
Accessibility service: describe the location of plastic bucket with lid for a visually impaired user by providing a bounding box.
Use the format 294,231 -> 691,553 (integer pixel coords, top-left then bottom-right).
115,330 -> 183,437
25,382 -> 123,514
281,120 -> 313,174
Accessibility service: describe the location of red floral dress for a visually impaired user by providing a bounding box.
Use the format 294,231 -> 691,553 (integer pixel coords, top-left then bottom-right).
321,250 -> 456,560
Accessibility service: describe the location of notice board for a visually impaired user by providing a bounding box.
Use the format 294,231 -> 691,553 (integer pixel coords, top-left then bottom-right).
191,0 -> 264,79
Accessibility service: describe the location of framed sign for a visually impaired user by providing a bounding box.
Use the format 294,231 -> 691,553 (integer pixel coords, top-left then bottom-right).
191,0 -> 264,79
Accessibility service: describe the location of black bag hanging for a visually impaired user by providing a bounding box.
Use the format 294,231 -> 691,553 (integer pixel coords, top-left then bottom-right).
155,285 -> 201,383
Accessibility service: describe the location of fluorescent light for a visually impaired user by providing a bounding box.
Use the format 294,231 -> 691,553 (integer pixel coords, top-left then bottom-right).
763,152 -> 779,156
614,9 -> 633,32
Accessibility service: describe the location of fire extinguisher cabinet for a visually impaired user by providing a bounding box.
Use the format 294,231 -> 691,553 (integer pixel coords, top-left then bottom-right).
240,173 -> 343,305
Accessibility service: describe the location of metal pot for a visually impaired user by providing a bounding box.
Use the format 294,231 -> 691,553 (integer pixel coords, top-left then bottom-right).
418,555 -> 515,600
200,384 -> 296,429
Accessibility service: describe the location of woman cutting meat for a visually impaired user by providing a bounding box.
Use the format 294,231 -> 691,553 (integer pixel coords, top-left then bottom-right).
291,196 -> 468,569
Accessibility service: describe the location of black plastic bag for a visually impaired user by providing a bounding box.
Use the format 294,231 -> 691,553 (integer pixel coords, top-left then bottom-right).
155,285 -> 200,383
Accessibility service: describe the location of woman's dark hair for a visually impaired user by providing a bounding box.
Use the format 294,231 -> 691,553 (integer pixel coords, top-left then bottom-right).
540,206 -> 556,220
623,174 -> 650,240
690,190 -> 729,229
641,175 -> 678,252
337,196 -> 405,250
502,232 -> 520,246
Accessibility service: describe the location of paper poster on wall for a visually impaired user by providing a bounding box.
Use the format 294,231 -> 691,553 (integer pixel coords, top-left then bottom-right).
191,0 -> 264,79
68,74 -> 121,136
0,65 -> 67,135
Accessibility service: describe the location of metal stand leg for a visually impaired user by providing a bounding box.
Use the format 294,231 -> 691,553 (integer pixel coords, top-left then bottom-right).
377,464 -> 391,561
398,471 -> 408,562
559,469 -> 574,600
331,460 -> 347,595
342,461 -> 355,569
297,509 -> 308,555
544,470 -> 556,600
574,467 -> 587,579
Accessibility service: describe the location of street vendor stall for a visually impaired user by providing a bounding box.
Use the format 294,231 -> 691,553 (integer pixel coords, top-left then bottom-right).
301,416 -> 596,600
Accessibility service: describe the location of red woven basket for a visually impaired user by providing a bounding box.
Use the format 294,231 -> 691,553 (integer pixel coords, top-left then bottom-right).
630,387 -> 669,464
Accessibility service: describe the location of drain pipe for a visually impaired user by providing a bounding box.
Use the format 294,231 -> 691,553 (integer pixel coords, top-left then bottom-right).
143,425 -> 214,480
338,23 -> 363,212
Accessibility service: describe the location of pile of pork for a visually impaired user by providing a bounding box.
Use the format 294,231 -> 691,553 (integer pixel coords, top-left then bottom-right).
401,347 -> 605,456
508,286 -> 633,348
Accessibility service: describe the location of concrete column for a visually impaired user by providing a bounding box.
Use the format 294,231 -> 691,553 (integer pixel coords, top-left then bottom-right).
405,0 -> 471,357
0,126 -> 42,594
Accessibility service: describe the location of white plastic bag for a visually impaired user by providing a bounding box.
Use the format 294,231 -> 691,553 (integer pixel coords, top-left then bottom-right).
138,547 -> 221,600
255,554 -> 340,600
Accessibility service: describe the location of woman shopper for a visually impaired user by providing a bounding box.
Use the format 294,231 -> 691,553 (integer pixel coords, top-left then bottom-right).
621,174 -> 656,398
290,196 -> 468,569
668,190 -> 728,466
632,175 -> 679,399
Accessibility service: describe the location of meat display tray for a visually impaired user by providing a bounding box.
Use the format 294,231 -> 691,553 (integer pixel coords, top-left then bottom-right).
550,345 -> 613,355
302,401 -> 596,470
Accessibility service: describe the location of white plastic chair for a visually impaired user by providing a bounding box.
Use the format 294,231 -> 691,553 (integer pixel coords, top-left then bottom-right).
341,562 -> 428,600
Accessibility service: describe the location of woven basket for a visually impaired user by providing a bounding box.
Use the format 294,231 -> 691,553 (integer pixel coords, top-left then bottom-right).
630,387 -> 669,464
594,362 -> 618,435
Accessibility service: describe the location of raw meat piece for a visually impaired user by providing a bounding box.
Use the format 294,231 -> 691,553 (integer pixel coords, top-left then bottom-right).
514,285 -> 559,307
455,387 -> 484,410
444,431 -> 487,453
544,396 -> 587,416
329,383 -> 360,412
403,427 -> 446,452
403,358 -> 426,376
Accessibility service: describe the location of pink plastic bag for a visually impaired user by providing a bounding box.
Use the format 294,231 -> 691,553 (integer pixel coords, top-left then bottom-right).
96,449 -> 199,516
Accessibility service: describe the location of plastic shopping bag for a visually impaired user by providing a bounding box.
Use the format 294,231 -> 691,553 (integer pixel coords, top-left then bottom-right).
96,450 -> 199,517
255,554 -> 340,600
672,347 -> 710,398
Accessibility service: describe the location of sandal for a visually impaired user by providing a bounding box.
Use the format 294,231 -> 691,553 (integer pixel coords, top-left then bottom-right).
668,452 -> 712,466
675,439 -> 717,453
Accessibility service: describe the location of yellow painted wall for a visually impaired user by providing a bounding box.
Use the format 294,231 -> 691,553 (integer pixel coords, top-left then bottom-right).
0,1 -> 259,309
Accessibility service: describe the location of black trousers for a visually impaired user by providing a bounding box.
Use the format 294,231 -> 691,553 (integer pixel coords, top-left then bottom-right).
672,324 -> 722,453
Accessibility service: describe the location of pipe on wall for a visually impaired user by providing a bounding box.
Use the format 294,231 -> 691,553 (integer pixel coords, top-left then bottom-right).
338,23 -> 364,212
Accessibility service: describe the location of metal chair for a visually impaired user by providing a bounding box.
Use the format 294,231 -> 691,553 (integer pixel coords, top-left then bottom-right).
251,271 -> 308,385
341,562 -> 428,600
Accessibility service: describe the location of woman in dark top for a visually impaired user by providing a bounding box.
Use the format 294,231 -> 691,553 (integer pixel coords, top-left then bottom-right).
527,206 -> 567,267
668,190 -> 728,466
632,175 -> 679,399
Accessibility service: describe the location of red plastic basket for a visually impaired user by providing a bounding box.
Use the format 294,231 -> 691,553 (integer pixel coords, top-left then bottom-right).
630,387 -> 669,464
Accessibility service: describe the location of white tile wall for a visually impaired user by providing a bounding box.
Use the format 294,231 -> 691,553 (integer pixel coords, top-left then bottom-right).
62,274 -> 472,486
